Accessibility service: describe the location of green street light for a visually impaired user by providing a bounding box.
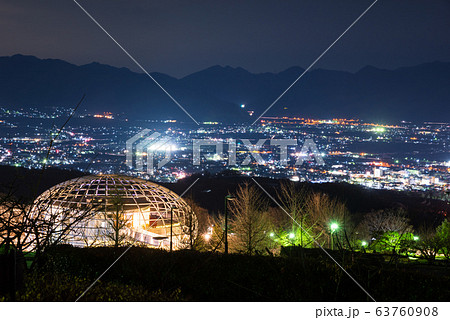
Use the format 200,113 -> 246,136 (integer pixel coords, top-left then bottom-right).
330,223 -> 339,232
330,222 -> 339,250
413,236 -> 419,241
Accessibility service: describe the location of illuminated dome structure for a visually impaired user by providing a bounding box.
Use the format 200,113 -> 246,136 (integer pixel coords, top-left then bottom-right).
31,175 -> 197,249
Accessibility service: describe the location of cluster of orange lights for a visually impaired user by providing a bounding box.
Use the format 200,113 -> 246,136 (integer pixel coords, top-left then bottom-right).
370,161 -> 391,167
362,123 -> 401,129
426,166 -> 450,173
328,151 -> 348,155
260,116 -> 361,126
93,112 -> 114,119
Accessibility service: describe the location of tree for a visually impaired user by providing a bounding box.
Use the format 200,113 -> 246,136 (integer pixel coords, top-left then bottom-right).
229,183 -> 272,255
1,182 -> 99,302
0,192 -> 29,255
102,194 -> 130,248
275,181 -> 310,247
370,231 -> 415,254
357,208 -> 414,253
415,225 -> 442,262
202,213 -> 226,252
304,192 -> 349,249
362,208 -> 412,235
0,186 -> 99,264
181,196 -> 205,250
436,219 -> 450,260
271,187 -> 352,249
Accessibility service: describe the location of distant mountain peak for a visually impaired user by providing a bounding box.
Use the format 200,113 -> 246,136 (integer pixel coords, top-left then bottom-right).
356,65 -> 387,74
0,54 -> 448,123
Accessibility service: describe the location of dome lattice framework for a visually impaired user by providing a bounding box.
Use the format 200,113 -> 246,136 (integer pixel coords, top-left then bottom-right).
31,175 -> 197,249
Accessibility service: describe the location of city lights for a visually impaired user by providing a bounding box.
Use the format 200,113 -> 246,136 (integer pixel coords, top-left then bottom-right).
1,0 -> 449,304
0,107 -> 447,189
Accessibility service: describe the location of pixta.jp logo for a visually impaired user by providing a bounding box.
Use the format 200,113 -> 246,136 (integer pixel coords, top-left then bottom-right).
126,130 -> 174,174
126,129 -> 325,173
193,138 -> 324,166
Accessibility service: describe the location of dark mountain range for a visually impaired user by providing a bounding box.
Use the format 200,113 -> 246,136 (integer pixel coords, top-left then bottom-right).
0,54 -> 449,123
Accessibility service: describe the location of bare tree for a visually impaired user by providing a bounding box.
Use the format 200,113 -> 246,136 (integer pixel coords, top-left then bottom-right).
102,194 -> 130,248
229,182 -> 272,255
203,213 -> 226,252
436,219 -> 450,260
276,181 -> 309,246
180,197 -> 205,250
361,208 -> 413,236
0,186 -> 99,268
269,188 -> 351,249
31,195 -> 99,257
304,192 -> 348,248
0,192 -> 29,255
415,225 -> 442,262
357,208 -> 414,253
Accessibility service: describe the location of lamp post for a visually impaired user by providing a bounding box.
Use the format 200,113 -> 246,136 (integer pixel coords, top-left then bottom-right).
170,206 -> 174,253
224,195 -> 236,254
361,240 -> 368,253
330,222 -> 339,250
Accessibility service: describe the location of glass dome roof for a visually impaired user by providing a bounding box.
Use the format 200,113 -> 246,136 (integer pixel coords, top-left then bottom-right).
32,174 -> 197,249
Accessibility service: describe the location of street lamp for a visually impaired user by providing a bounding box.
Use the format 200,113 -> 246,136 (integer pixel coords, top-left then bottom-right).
224,195 -> 236,254
170,206 -> 175,252
330,222 -> 339,250
361,240 -> 368,253
204,225 -> 213,241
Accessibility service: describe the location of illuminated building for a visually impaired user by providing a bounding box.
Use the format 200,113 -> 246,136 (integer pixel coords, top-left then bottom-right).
31,175 -> 197,249
373,168 -> 382,178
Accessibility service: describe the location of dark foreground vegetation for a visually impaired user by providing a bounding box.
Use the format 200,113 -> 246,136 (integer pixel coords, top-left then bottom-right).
1,165 -> 449,301
2,245 -> 450,301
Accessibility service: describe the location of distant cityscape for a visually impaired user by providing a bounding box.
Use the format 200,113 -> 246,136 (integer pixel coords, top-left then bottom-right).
0,106 -> 448,195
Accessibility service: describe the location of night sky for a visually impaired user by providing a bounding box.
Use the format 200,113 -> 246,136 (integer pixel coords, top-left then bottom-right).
1,0 -> 449,77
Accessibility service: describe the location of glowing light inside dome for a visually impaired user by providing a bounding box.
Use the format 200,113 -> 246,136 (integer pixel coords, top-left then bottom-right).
31,175 -> 197,250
